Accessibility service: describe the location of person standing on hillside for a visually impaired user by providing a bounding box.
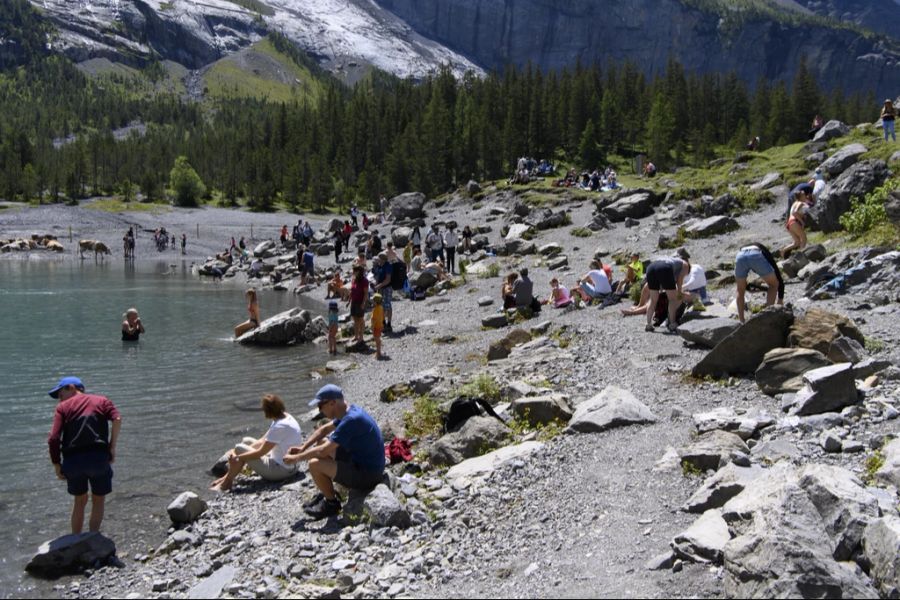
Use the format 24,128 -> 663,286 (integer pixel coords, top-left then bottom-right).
47,377 -> 122,534
882,99 -> 896,142
443,224 -> 459,274
181,233 -> 186,255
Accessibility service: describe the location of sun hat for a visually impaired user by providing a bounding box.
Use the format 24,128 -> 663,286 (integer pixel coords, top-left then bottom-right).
48,376 -> 85,399
308,384 -> 344,407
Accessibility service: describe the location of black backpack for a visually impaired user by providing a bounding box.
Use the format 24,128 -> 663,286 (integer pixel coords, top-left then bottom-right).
391,261 -> 407,291
443,396 -> 507,434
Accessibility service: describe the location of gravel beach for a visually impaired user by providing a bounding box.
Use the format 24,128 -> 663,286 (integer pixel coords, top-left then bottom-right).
4,180 -> 899,599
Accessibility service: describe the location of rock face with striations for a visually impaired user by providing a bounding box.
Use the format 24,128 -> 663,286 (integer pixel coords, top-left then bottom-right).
376,0 -> 900,99
692,306 -> 794,378
808,160 -> 889,232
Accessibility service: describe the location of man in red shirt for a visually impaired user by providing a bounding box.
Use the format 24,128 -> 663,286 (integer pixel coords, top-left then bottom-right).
47,377 -> 122,534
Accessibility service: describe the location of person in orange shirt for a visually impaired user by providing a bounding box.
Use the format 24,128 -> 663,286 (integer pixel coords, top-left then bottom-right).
371,293 -> 385,359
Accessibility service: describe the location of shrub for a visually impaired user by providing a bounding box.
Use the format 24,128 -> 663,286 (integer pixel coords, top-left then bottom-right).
570,227 -> 593,238
458,373 -> 501,403
478,262 -> 501,279
840,179 -> 900,236
402,395 -> 444,438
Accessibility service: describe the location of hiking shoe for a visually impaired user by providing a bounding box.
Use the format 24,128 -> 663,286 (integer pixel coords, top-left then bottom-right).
304,496 -> 342,519
645,324 -> 655,332
302,492 -> 324,510
384,323 -> 393,333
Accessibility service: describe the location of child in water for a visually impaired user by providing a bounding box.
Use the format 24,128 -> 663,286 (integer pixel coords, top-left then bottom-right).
371,293 -> 385,360
327,301 -> 339,355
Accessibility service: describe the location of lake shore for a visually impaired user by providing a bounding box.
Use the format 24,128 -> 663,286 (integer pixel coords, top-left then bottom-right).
6,184 -> 900,599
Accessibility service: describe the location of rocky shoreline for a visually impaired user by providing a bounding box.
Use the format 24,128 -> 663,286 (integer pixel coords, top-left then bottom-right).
8,129 -> 900,599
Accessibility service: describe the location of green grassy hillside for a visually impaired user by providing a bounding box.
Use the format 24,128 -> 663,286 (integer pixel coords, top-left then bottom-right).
202,37 -> 326,104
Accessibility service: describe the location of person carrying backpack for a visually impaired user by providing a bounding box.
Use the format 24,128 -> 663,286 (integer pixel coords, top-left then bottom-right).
372,253 -> 394,333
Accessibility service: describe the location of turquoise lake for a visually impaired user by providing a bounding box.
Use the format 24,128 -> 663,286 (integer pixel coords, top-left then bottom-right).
0,259 -> 328,597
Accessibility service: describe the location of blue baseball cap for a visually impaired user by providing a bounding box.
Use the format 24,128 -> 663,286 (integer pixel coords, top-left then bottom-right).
49,376 -> 85,399
309,384 -> 344,407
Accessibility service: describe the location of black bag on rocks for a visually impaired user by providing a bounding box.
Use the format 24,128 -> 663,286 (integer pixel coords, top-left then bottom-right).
391,261 -> 407,291
443,397 -> 507,434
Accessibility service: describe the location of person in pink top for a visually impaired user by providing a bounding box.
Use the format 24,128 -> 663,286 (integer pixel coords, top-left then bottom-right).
544,278 -> 573,308
47,376 -> 122,534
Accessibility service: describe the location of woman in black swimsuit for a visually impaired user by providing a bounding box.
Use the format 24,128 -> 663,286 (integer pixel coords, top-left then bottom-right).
122,308 -> 145,341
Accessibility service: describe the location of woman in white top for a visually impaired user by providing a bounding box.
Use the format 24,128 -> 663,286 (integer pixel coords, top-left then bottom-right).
443,225 -> 459,274
211,394 -> 303,492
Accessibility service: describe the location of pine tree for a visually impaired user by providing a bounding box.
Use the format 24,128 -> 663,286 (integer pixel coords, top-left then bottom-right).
578,119 -> 603,169
646,93 -> 676,167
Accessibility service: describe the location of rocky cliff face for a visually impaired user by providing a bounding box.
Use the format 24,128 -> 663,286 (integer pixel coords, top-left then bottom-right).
800,0 -> 900,40
375,0 -> 900,98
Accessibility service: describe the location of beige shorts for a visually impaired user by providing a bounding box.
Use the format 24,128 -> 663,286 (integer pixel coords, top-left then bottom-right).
236,438 -> 297,482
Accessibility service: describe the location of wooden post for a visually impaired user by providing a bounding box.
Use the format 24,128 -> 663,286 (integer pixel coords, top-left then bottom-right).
68,226 -> 72,242
251,224 -> 254,240
196,223 -> 199,239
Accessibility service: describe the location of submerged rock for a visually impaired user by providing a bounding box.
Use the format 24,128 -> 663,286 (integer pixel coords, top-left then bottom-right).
26,533 -> 116,577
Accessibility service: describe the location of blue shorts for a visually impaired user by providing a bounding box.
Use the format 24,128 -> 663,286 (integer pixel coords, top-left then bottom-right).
579,282 -> 607,299
62,450 -> 113,496
381,287 -> 393,311
735,248 -> 774,280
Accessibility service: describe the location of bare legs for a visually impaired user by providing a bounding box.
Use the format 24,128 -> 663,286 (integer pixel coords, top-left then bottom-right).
308,458 -> 338,500
780,222 -> 807,258
71,494 -> 105,534
736,273 -> 782,323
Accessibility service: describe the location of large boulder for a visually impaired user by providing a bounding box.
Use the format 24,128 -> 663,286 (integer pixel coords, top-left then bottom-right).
692,407 -> 775,440
487,328 -> 532,361
808,160 -> 889,232
409,270 -> 438,290
679,430 -> 749,472
236,308 -> 312,346
391,227 -> 412,247
253,240 -> 276,258
721,464 -> 879,599
692,306 -> 794,378
167,492 -> 208,524
790,363 -> 858,416
863,516 -> 900,598
812,120 -> 851,143
683,464 -> 765,513
788,308 -> 865,354
683,216 -> 739,238
671,509 -> 731,564
505,223 -> 533,240
510,394 -> 573,426
601,192 -> 656,222
389,192 -> 426,221
362,484 -> 411,529
26,533 -> 117,577
566,386 -> 657,434
755,347 -> 831,396
876,438 -> 900,489
677,317 -> 740,349
427,416 -> 509,467
445,441 -> 544,483
818,143 -> 867,178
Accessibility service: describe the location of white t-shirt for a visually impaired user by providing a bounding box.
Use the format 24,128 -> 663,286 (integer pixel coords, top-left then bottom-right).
444,231 -> 459,248
683,265 -> 708,292
587,270 -> 612,295
264,414 -> 303,466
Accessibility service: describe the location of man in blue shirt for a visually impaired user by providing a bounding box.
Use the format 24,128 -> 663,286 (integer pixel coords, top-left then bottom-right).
284,385 -> 385,519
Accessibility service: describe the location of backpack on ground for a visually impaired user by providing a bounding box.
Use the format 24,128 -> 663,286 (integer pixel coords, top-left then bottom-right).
410,286 -> 427,301
391,261 -> 407,291
443,396 -> 507,434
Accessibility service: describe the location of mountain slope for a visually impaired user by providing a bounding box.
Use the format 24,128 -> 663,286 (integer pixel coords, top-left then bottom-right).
32,0 -> 481,78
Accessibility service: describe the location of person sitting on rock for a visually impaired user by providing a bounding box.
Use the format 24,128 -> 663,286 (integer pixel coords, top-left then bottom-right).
410,247 -> 424,273
284,385 -> 385,519
544,278 -> 573,308
574,261 -> 612,303
211,394 -> 303,492
502,272 -> 518,310
234,288 -> 260,338
682,263 -> 711,306
513,268 -> 534,310
615,253 -> 645,295
734,242 -> 784,323
781,187 -> 812,259
327,270 -> 349,301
